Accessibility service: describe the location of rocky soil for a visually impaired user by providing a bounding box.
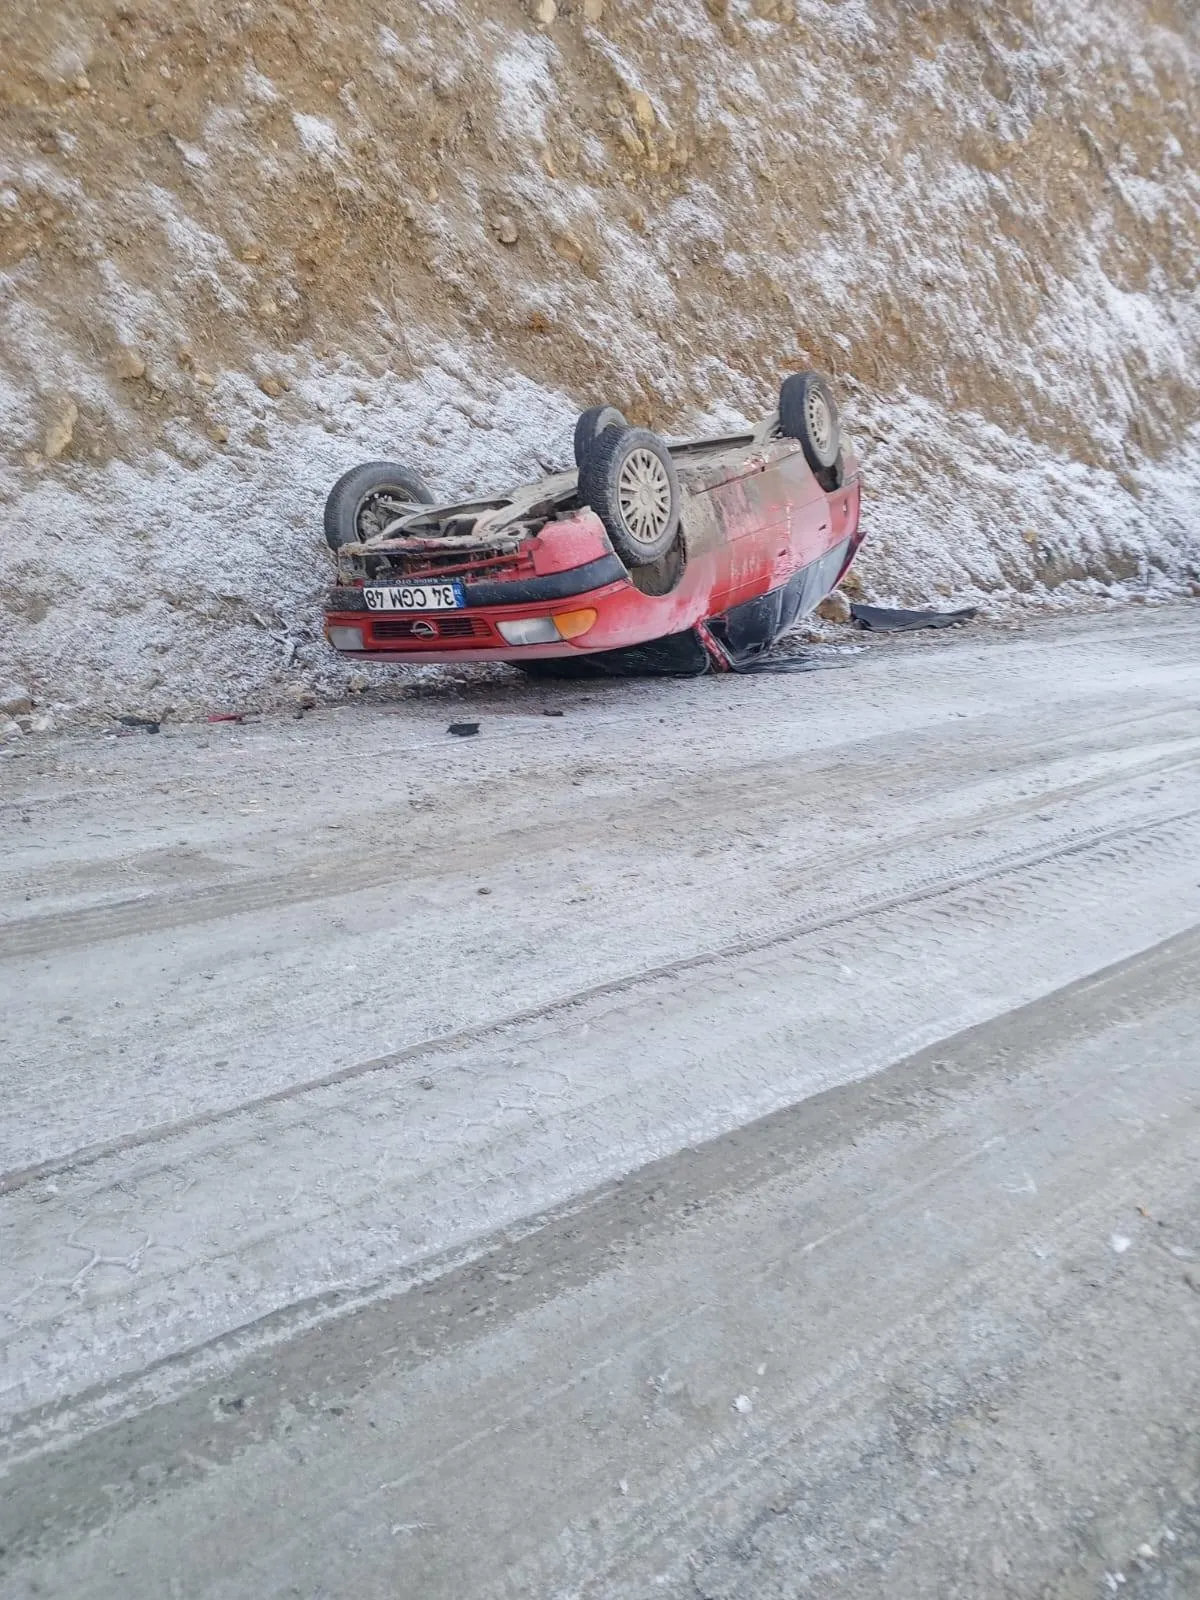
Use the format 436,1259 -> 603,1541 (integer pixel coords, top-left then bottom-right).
1,0 -> 1198,722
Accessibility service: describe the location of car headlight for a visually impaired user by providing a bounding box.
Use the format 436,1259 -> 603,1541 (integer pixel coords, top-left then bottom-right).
497,611 -> 600,646
326,625 -> 365,650
497,617 -> 561,645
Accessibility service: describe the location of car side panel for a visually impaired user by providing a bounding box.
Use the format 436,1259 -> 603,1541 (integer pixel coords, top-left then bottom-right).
701,457 -> 787,612
694,443 -> 833,612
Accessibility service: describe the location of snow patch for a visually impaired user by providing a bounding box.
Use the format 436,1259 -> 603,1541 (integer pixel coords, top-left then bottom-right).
493,40 -> 557,144
292,114 -> 344,161
243,67 -> 280,104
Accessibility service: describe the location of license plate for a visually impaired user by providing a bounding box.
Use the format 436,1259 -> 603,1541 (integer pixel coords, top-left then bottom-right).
363,581 -> 465,611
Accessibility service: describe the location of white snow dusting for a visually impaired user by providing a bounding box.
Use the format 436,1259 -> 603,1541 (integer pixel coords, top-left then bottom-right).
292,113 -> 344,161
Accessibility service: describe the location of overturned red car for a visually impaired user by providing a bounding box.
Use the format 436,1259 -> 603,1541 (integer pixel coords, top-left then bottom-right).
322,371 -> 862,677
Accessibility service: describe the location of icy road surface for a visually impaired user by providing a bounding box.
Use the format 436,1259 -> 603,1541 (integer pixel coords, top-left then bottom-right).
2,606 -> 1199,1597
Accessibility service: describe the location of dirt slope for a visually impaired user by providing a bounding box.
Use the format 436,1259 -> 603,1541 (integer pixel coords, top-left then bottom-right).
1,0 -> 1198,719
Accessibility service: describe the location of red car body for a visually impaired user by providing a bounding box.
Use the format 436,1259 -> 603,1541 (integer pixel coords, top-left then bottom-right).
323,424 -> 863,675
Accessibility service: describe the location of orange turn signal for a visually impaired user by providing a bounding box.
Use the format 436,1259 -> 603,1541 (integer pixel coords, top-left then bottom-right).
552,608 -> 598,640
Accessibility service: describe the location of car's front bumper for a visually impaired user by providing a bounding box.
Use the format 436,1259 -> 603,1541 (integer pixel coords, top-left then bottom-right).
326,552 -> 627,615
323,556 -> 641,663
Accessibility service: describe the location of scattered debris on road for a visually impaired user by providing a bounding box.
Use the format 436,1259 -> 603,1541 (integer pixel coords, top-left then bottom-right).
850,603 -> 978,631
728,650 -> 858,675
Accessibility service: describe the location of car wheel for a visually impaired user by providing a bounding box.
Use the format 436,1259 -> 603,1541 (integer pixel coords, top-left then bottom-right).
778,372 -> 841,472
580,425 -> 681,567
323,461 -> 434,551
573,405 -> 628,473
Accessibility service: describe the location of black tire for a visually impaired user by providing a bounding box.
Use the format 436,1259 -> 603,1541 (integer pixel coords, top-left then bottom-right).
323,461 -> 433,551
579,425 -> 681,567
778,372 -> 841,472
815,448 -> 846,493
573,405 -> 628,473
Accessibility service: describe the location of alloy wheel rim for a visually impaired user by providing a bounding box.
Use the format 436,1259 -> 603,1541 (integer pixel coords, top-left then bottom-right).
617,449 -> 672,545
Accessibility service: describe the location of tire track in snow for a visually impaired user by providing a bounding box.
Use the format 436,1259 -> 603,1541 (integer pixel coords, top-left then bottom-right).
2,805 -> 1197,1450
2,729 -> 1198,961
4,799 -> 1197,1199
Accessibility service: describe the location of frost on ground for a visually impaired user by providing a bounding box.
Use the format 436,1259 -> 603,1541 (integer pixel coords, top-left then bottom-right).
0,0 -> 1197,720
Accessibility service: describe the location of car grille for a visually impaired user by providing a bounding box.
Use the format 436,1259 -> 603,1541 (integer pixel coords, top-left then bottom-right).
401,549 -> 536,583
369,615 -> 494,643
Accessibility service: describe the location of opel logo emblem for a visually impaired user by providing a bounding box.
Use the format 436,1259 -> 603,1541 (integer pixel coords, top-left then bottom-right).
412,620 -> 437,639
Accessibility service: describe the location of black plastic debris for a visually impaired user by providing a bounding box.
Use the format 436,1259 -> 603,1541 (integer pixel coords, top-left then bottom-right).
850,603 -> 978,632
727,652 -> 856,675
116,714 -> 161,733
448,722 -> 480,737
